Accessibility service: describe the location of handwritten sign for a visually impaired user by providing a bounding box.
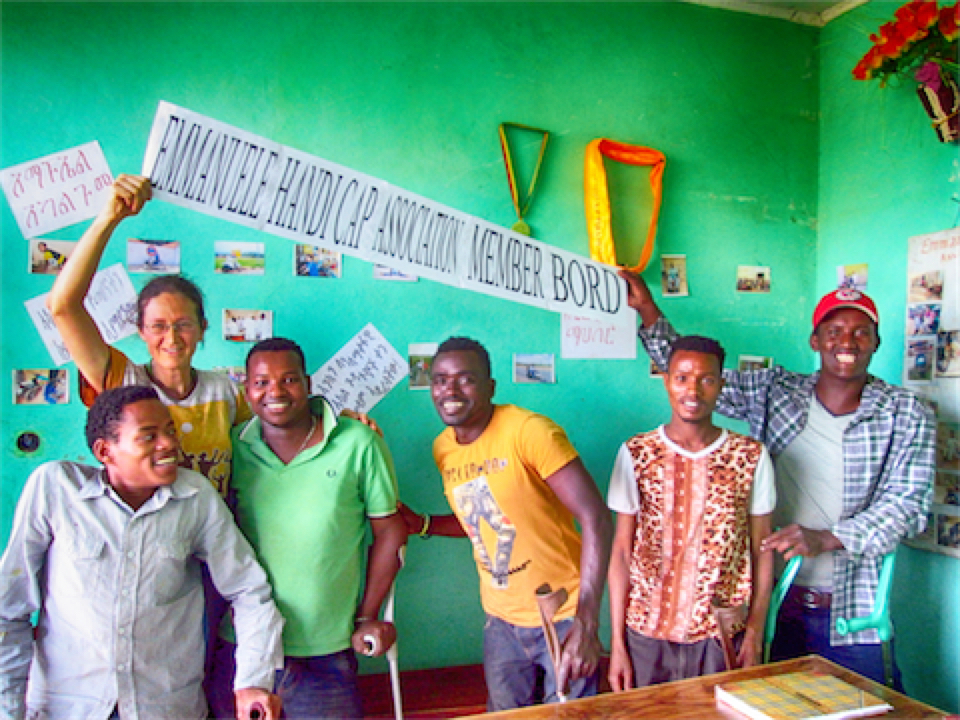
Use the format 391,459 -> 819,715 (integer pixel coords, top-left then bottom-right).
561,313 -> 637,359
142,101 -> 636,323
25,263 -> 139,366
310,323 -> 406,415
24,295 -> 71,366
1,141 -> 114,238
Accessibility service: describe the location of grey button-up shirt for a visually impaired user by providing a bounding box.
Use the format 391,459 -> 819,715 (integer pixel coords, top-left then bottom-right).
0,462 -> 283,719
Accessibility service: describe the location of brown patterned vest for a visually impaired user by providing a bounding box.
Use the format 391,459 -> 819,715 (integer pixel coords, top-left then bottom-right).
625,429 -> 762,643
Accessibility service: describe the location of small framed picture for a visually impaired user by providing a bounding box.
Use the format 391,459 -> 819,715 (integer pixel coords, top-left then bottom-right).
13,368 -> 69,405
736,265 -> 771,293
213,366 -> 247,385
936,513 -> 960,550
738,355 -> 773,372
408,343 -> 439,390
215,241 -> 265,275
660,254 -> 688,297
127,238 -> 181,274
295,244 -> 342,278
513,353 -> 556,384
908,269 -> 943,303
907,304 -> 942,336
28,239 -> 76,275
836,263 -> 868,292
223,309 -> 273,343
936,330 -> 960,377
906,336 -> 936,383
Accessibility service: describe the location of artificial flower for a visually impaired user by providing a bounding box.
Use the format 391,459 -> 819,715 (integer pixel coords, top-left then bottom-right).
853,0 -> 958,85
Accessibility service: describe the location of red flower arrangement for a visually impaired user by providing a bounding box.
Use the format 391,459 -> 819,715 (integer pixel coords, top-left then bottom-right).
852,1 -> 958,84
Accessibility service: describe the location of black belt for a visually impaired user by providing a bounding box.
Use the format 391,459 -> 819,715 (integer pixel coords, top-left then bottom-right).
785,585 -> 832,610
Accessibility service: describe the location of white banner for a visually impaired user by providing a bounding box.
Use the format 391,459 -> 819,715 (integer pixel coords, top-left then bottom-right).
142,101 -> 635,323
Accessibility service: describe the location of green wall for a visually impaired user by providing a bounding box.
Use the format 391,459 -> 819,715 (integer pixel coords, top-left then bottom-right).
7,0 -> 918,686
819,2 -> 960,711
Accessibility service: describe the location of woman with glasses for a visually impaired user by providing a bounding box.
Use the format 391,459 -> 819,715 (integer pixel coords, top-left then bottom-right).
47,174 -> 247,497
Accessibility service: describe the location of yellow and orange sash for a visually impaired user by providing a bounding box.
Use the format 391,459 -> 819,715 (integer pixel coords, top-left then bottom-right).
584,138 -> 665,273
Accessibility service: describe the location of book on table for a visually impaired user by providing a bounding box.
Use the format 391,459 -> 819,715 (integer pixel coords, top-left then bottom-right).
714,671 -> 893,720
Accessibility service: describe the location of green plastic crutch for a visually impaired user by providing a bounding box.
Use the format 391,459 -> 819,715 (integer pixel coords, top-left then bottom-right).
764,555 -> 803,664
836,551 -> 897,687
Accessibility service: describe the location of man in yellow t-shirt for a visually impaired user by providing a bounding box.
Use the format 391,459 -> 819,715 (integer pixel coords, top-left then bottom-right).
400,337 -> 612,712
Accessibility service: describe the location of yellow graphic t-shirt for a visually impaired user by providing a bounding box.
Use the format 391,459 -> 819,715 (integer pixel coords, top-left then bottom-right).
434,404 -> 582,627
82,347 -> 251,496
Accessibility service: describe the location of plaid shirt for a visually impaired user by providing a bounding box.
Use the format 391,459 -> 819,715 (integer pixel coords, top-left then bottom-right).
640,316 -> 935,646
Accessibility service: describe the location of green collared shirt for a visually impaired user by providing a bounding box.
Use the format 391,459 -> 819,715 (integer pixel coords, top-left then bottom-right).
228,397 -> 399,656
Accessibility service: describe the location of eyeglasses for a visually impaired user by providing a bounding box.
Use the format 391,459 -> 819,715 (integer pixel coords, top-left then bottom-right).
144,321 -> 200,336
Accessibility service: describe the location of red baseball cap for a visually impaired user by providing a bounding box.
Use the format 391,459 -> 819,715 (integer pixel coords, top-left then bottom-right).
812,288 -> 879,329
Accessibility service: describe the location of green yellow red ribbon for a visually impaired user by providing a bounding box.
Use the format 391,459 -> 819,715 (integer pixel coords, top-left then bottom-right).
499,122 -> 549,236
584,138 -> 665,273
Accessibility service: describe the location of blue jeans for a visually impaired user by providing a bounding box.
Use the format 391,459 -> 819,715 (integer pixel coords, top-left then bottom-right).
207,638 -> 363,719
771,601 -> 903,690
483,614 -> 598,712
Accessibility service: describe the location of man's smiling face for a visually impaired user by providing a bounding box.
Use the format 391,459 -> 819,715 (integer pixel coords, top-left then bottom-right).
811,308 -> 879,383
430,350 -> 496,443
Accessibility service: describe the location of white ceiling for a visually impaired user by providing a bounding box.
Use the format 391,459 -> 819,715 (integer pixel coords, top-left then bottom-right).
683,0 -> 868,26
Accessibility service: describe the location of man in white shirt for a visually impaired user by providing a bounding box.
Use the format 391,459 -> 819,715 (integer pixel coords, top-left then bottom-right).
0,385 -> 284,719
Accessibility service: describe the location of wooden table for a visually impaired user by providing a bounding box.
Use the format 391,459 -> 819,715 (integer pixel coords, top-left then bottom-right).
461,655 -> 948,719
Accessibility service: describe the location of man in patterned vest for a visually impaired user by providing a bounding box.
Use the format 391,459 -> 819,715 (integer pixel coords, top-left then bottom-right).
607,334 -> 776,689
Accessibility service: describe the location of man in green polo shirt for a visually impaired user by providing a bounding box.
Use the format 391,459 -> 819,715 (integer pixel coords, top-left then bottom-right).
208,338 -> 406,720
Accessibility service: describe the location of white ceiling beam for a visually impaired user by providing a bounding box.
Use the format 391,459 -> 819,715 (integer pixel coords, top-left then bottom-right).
681,0 -> 867,27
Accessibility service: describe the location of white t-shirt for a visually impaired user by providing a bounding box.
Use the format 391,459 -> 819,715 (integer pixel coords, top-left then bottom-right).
774,396 -> 850,589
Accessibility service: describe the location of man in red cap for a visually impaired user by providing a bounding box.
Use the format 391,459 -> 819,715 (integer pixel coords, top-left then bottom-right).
619,271 -> 934,688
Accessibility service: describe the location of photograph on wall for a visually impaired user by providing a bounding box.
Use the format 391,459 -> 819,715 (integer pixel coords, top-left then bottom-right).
374,264 -> 418,282
938,421 -> 959,472
126,238 -> 180,274
935,472 -> 959,505
836,263 -> 868,292
937,330 -> 960,377
738,354 -> 774,372
213,366 -> 247,385
294,244 -> 341,278
408,342 -> 438,390
215,241 -> 265,275
13,368 -> 68,405
906,502 -> 960,558
906,303 -> 942,336
906,337 -> 937,383
660,254 -> 688,297
223,309 -> 273,342
908,269 -> 944,303
936,512 -> 960,550
736,265 -> 771,293
28,239 -> 75,275
513,353 -> 556,384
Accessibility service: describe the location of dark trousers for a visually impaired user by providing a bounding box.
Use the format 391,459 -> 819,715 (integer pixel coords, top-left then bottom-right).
625,627 -> 728,688
771,597 -> 903,690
